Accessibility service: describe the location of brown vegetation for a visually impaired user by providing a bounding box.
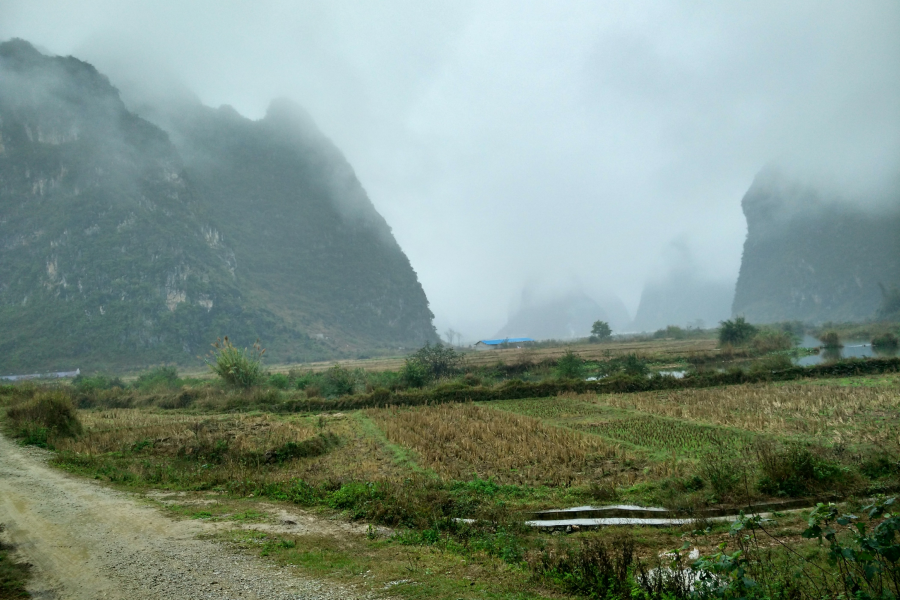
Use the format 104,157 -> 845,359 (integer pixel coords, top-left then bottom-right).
367,403 -> 624,486
581,379 -> 900,445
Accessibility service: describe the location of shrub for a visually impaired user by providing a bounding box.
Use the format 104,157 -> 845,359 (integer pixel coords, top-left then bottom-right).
719,317 -> 757,345
133,366 -> 179,391
555,350 -> 585,379
818,331 -> 842,348
699,448 -> 745,499
72,374 -> 124,392
320,365 -> 357,397
755,442 -> 844,497
265,432 -> 340,463
750,329 -> 794,353
406,342 -> 462,380
268,373 -> 290,389
620,354 -> 649,377
530,535 -> 691,599
6,391 -> 83,446
872,333 -> 899,349
205,337 -> 265,388
748,353 -> 793,374
400,358 -> 428,388
653,325 -> 686,340
597,353 -> 648,378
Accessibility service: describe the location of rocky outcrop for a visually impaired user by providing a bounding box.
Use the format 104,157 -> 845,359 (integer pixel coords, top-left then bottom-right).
0,39 -> 436,371
732,167 -> 900,324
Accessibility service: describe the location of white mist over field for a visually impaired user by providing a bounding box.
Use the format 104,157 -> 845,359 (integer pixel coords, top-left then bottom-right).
3,1 -> 898,341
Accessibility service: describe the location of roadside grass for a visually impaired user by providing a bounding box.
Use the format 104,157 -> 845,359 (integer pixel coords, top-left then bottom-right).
0,525 -> 30,600
223,529 -> 558,600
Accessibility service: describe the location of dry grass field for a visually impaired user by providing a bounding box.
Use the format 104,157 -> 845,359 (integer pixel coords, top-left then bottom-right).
57,411 -> 315,456
368,403 -> 625,486
490,374 -> 900,455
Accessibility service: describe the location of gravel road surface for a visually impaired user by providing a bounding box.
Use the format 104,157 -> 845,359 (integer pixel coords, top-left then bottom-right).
0,432 -> 369,600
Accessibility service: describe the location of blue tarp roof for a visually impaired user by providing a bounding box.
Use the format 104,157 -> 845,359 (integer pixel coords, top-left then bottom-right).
477,337 -> 535,345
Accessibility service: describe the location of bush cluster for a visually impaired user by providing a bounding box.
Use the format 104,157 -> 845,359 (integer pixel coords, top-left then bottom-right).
5,391 -> 83,446
205,337 -> 265,388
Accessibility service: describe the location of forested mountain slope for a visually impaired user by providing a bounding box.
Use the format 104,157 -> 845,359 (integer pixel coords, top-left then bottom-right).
0,40 -> 435,372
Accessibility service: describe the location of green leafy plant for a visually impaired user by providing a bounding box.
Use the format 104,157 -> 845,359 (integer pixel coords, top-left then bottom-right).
268,372 -> 290,389
699,445 -> 744,499
320,364 -> 357,397
555,350 -> 585,379
400,359 -> 428,388
590,320 -> 612,342
872,333 -> 899,349
405,342 -> 462,382
755,442 -> 844,497
818,331 -> 842,348
802,497 -> 900,599
133,366 -> 180,391
72,374 -> 125,392
205,336 -> 265,388
0,524 -> 31,600
750,329 -> 795,353
719,317 -> 758,346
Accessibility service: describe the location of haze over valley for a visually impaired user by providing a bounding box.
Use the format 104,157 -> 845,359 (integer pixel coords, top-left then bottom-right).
0,1 -> 898,363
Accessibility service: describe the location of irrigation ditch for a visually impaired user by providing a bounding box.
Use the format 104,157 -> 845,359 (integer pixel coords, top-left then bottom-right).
523,498 -> 824,531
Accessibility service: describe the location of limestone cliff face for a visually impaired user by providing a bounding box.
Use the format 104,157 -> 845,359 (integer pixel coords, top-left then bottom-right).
732,167 -> 900,324
0,40 -> 435,371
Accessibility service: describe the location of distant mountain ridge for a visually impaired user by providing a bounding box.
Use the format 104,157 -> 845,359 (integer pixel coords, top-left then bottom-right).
0,39 -> 436,372
630,276 -> 733,333
494,290 -> 630,340
732,167 -> 900,324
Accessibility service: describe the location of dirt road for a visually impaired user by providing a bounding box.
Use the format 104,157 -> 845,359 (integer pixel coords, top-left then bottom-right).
0,432 -> 367,600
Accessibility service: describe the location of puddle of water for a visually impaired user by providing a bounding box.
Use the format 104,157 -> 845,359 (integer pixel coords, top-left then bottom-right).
526,500 -> 817,529
656,370 -> 686,378
794,335 -> 898,366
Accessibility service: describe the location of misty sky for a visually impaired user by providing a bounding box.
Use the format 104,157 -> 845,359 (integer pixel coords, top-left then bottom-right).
3,1 -> 899,340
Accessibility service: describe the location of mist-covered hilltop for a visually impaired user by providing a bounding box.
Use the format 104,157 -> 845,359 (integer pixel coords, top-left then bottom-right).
732,167 -> 900,324
0,39 -> 436,372
494,289 -> 630,340
630,276 -> 733,333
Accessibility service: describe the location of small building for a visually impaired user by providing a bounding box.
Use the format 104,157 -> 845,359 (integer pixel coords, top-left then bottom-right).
473,337 -> 535,350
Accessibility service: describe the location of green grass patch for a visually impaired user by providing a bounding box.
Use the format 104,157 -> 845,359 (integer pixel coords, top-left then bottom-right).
224,529 -> 554,600
353,412 -> 429,474
0,527 -> 30,600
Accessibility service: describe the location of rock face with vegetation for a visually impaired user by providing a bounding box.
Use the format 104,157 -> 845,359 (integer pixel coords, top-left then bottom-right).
732,167 -> 900,324
0,39 -> 436,372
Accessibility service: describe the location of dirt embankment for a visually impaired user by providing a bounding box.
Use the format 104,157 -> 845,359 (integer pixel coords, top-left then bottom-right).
0,432 -> 370,600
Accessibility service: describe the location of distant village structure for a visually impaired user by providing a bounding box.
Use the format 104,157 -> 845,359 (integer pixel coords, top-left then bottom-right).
474,337 -> 535,350
0,369 -> 80,382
